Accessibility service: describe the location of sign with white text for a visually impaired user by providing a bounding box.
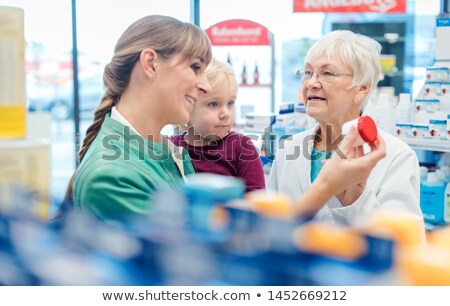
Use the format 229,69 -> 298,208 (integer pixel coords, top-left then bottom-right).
205,19 -> 271,46
293,0 -> 406,13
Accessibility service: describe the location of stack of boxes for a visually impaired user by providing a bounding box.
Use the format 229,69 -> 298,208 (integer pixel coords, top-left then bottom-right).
244,112 -> 276,133
394,67 -> 450,142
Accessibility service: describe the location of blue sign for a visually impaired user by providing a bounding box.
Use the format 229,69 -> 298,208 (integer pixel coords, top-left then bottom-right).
437,18 -> 450,27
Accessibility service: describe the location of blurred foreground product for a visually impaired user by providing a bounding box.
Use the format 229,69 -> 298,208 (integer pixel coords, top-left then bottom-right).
292,223 -> 367,260
363,210 -> 426,247
245,190 -> 292,219
427,227 -> 450,249
182,173 -> 245,239
1,174 -> 439,285
0,6 -> 26,138
398,245 -> 450,285
397,227 -> 450,285
363,211 -> 449,285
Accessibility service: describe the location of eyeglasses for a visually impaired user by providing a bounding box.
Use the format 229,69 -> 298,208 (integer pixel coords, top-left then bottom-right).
296,69 -> 353,83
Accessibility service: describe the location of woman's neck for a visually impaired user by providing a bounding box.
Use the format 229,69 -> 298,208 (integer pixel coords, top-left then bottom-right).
315,122 -> 343,153
116,98 -> 164,143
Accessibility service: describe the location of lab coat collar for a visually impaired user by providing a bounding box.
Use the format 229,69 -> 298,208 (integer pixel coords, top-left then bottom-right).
295,124 -> 320,190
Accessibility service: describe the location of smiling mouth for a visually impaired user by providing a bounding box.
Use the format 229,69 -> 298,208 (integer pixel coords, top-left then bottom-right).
185,96 -> 195,105
308,96 -> 326,101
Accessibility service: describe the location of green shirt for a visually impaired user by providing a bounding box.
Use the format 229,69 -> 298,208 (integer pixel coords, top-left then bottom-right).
73,114 -> 195,221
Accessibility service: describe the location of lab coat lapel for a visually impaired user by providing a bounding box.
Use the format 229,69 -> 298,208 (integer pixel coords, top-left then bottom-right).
296,124 -> 320,192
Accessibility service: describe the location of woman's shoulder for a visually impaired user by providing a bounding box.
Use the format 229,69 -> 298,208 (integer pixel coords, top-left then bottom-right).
277,128 -> 312,152
75,157 -> 148,186
73,161 -> 154,220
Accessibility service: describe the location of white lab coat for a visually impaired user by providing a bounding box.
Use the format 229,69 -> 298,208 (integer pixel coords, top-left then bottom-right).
267,124 -> 424,229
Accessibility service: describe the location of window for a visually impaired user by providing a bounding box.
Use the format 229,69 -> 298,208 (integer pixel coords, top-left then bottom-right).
0,0 -> 190,208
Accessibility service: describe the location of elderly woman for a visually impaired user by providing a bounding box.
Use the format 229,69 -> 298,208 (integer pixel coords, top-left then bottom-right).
268,30 -> 424,231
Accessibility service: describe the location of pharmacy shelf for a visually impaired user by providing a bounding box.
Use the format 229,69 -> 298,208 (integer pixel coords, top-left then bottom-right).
0,137 -> 50,148
404,138 -> 450,153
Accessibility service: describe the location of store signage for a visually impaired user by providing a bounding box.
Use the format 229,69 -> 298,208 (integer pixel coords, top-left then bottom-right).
437,18 -> 450,27
293,0 -> 406,13
205,19 -> 271,46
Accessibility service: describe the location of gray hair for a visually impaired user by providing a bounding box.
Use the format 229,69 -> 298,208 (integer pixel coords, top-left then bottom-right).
305,30 -> 382,109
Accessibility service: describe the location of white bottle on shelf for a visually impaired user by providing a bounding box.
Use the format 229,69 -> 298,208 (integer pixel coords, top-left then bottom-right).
442,166 -> 450,181
363,93 -> 378,118
436,168 -> 447,183
373,93 -> 396,135
395,93 -> 412,123
419,166 -> 428,182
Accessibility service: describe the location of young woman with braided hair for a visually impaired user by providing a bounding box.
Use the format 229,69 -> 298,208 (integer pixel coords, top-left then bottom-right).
58,15 -> 212,221
57,15 -> 386,223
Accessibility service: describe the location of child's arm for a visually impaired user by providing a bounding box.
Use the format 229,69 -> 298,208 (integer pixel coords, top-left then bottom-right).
236,134 -> 266,192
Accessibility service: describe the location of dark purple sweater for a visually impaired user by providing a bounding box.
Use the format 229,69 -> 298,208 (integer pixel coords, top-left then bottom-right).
170,131 -> 265,192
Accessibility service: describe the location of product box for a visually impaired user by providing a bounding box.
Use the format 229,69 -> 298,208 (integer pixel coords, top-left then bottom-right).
395,123 -> 412,139
245,112 -> 276,125
411,124 -> 430,139
294,104 -> 308,129
245,112 -> 276,133
275,112 -> 295,125
429,119 -> 447,140
442,82 -> 449,95
426,67 -> 450,82
414,99 -> 440,113
245,122 -> 272,133
424,82 -> 444,98
447,114 -> 450,140
279,103 -> 295,114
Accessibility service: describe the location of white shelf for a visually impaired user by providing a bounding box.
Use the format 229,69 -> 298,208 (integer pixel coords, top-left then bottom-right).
0,137 -> 50,148
403,138 -> 450,152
